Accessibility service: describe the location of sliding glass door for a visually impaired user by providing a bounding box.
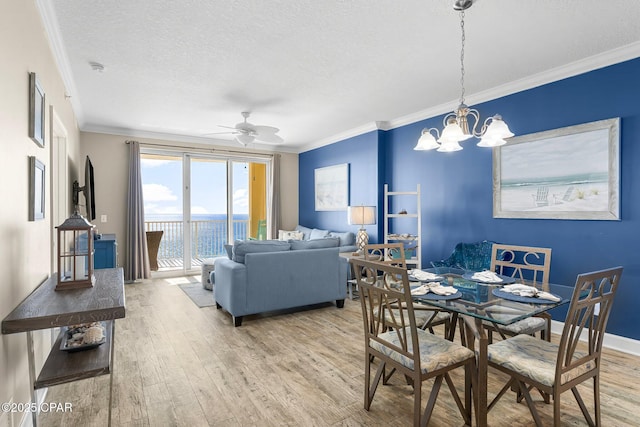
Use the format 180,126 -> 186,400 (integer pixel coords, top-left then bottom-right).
141,150 -> 269,275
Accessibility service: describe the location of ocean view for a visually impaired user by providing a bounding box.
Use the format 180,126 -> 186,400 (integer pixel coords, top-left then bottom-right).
145,214 -> 250,260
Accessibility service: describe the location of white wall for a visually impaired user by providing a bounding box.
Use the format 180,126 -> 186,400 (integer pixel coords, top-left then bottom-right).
80,132 -> 299,271
0,1 -> 81,425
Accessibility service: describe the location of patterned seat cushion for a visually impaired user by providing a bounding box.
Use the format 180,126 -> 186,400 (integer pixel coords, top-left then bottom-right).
371,327 -> 474,374
484,315 -> 546,335
488,334 -> 595,387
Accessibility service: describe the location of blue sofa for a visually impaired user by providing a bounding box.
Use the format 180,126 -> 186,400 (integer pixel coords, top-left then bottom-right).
213,240 -> 348,326
294,225 -> 358,253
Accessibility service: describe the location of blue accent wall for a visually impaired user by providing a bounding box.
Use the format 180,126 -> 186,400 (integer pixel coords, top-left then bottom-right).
300,57 -> 640,340
299,130 -> 383,242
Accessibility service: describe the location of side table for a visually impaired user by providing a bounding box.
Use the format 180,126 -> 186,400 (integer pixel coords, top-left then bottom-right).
1,268 -> 126,427
339,252 -> 364,300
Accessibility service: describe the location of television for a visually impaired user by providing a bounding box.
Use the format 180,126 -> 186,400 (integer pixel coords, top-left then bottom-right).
72,155 -> 96,221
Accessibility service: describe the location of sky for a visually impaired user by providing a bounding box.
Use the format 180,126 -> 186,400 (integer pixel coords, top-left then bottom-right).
500,127 -> 611,182
141,156 -> 249,216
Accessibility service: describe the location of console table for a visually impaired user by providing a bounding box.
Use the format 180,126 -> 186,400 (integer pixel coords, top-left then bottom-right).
1,268 -> 125,426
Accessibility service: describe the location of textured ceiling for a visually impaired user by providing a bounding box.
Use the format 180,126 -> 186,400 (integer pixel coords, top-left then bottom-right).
40,0 -> 640,152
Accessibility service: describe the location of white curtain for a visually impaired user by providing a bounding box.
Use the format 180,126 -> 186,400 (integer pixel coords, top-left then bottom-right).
267,154 -> 281,239
125,140 -> 150,281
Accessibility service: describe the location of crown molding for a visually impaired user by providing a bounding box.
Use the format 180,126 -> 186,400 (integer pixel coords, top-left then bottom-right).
36,0 -> 85,126
386,41 -> 640,131
298,121 -> 385,153
81,124 -> 299,153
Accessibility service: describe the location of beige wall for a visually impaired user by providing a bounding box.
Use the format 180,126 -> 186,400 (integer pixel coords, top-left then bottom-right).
0,1 -> 81,424
80,132 -> 299,270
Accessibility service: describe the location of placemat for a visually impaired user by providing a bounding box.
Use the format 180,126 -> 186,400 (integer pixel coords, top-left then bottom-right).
492,288 -> 561,304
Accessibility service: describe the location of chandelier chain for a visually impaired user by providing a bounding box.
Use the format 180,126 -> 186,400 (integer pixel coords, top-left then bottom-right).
459,10 -> 466,106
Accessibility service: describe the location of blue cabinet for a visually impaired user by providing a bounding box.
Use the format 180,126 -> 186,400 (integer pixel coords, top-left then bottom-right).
94,234 -> 117,269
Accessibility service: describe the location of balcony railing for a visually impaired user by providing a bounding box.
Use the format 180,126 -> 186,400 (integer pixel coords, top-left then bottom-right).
145,219 -> 249,269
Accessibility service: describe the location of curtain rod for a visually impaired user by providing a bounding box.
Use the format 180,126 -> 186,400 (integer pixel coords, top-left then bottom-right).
124,140 -> 275,158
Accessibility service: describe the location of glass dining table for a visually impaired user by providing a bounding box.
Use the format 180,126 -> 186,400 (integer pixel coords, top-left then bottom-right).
410,268 -> 574,427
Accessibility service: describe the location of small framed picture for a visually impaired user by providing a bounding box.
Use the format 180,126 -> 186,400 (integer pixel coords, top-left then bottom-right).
29,156 -> 45,221
29,72 -> 45,147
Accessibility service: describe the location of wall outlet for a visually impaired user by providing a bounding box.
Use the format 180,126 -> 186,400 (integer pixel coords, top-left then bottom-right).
594,302 -> 601,316
100,214 -> 108,223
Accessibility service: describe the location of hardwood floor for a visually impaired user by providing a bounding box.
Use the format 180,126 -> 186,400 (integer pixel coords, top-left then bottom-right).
40,276 -> 639,426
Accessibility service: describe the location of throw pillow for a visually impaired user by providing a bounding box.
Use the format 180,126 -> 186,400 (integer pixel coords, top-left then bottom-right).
289,237 -> 340,250
295,225 -> 312,240
309,228 -> 330,240
278,230 -> 304,241
232,240 -> 291,263
328,231 -> 355,247
224,244 -> 233,259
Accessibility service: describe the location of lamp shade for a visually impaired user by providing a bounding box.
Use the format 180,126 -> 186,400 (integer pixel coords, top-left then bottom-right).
414,129 -> 440,151
348,206 -> 376,226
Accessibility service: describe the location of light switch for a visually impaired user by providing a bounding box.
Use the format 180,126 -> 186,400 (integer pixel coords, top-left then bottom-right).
101,214 -> 108,223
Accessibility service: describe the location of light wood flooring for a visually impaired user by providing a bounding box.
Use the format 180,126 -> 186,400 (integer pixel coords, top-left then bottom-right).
40,276 -> 640,426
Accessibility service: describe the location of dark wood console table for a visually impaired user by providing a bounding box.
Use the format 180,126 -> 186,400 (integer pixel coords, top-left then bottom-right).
2,268 -> 125,426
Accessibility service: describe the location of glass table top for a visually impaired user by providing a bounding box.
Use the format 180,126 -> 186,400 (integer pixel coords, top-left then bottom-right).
410,268 -> 574,325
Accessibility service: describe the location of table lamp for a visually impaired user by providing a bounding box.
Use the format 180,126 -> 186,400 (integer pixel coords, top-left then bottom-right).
348,206 -> 376,253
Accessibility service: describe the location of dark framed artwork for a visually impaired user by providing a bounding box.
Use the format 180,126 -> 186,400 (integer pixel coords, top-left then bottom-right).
29,72 -> 45,147
493,118 -> 620,220
29,156 -> 45,221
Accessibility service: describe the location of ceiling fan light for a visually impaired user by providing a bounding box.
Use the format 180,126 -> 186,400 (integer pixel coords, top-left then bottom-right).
235,134 -> 255,145
414,129 -> 440,150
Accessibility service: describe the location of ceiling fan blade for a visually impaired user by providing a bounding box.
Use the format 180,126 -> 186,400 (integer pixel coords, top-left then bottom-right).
253,125 -> 280,134
255,133 -> 284,144
218,125 -> 238,130
202,130 -> 239,136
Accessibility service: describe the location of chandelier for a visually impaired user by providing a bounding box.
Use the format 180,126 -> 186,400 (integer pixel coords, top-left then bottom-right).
414,0 -> 514,153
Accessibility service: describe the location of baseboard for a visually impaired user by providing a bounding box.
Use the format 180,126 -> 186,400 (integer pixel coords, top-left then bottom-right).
551,320 -> 640,356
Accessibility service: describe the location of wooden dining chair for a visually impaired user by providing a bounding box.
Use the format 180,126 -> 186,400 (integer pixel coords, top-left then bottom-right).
352,257 -> 475,426
487,266 -> 623,426
363,243 -> 451,336
484,244 -> 552,342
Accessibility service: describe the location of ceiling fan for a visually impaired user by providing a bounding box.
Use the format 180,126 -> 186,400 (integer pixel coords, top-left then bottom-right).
208,112 -> 284,146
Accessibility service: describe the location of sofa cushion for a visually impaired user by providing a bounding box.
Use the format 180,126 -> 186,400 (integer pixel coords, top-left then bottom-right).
329,231 -> 355,247
232,240 -> 291,263
309,228 -> 330,240
278,230 -> 304,241
289,237 -> 340,250
295,225 -> 313,240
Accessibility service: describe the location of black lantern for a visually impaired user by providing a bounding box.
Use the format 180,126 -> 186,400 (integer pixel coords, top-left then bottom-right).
56,212 -> 96,290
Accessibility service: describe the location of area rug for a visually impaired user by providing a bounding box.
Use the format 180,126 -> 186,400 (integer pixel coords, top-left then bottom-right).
178,283 -> 216,308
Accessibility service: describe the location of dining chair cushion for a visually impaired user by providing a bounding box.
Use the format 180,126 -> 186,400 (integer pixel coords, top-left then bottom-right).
488,334 -> 594,387
371,327 -> 474,374
484,316 -> 546,335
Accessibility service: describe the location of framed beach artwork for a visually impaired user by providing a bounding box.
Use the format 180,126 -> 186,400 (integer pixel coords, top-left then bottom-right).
315,163 -> 349,211
29,156 -> 46,221
493,118 -> 620,220
29,72 -> 46,147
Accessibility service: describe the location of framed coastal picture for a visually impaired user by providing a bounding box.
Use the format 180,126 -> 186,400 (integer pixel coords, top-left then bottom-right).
29,72 -> 46,147
493,118 -> 620,220
29,156 -> 46,221
315,163 -> 349,211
